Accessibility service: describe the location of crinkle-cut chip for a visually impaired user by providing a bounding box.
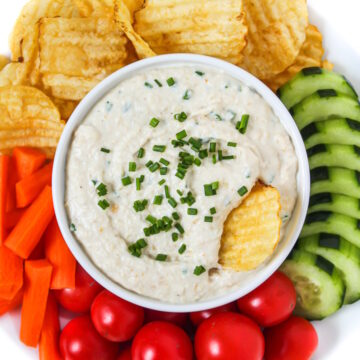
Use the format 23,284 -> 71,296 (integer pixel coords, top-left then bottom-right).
322,60 -> 334,71
219,183 -> 281,271
115,0 -> 156,59
265,25 -> 324,91
0,137 -> 60,151
134,0 -> 247,63
0,56 -> 9,71
0,128 -> 63,140
240,0 -> 308,80
0,63 -> 29,87
39,17 -> 127,101
75,0 -> 114,16
123,0 -> 145,17
53,98 -> 79,120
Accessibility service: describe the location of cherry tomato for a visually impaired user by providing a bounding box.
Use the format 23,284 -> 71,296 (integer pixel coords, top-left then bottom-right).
145,309 -> 188,327
190,302 -> 237,326
60,315 -> 118,360
195,312 -> 264,360
237,271 -> 296,327
264,316 -> 318,360
91,290 -> 144,342
54,265 -> 103,313
132,321 -> 193,360
117,344 -> 132,360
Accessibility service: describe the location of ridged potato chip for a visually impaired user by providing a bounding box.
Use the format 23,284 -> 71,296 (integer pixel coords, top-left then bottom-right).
240,0 -> 308,80
219,183 -> 281,271
322,60 -> 334,71
0,63 -> 29,87
134,0 -> 247,63
266,25 -> 324,91
75,0 -> 114,16
39,17 -> 128,101
52,98 -> 79,120
0,56 -> 9,71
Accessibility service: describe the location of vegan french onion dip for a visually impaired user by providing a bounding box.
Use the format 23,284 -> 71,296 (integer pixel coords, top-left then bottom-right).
66,65 -> 298,303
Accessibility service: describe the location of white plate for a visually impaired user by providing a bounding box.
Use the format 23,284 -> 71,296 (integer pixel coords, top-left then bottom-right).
1,0 -> 360,358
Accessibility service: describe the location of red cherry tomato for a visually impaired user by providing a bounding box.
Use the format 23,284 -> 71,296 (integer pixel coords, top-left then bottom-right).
132,321 -> 193,360
195,312 -> 264,360
264,316 -> 318,360
237,271 -> 296,327
145,309 -> 188,327
117,345 -> 132,360
91,290 -> 144,342
54,265 -> 103,313
190,302 -> 237,326
60,315 -> 118,360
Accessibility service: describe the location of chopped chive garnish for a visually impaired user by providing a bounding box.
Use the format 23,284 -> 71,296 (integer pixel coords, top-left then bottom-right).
156,254 -> 167,261
176,190 -> 183,197
158,179 -> 166,186
176,130 -> 187,140
194,265 -> 206,276
98,199 -> 110,210
144,82 -> 153,88
175,171 -> 185,180
129,162 -> 136,172
204,216 -> 213,223
212,154 -> 217,164
153,195 -> 163,205
175,223 -> 185,234
168,197 -> 178,208
91,180 -> 97,186
160,167 -> 168,175
137,148 -> 145,158
187,208 -> 198,215
238,186 -> 248,196
149,117 -> 160,128
100,147 -> 110,153
223,155 -> 235,160
146,215 -> 157,224
178,244 -> 187,254
133,199 -> 148,212
136,177 -> 141,191
128,245 -> 141,257
153,145 -> 166,153
146,160 -> 153,168
199,149 -> 208,159
160,158 -> 170,166
210,207 -> 216,215
218,150 -> 223,161
227,142 -> 237,147
96,183 -> 107,196
209,142 -> 216,152
174,112 -> 188,122
136,238 -> 147,248
195,70 -> 204,76
165,185 -> 170,198
215,114 -> 223,121
149,162 -> 160,172
239,114 -> 250,134
172,212 -> 180,220
204,184 -> 215,196
194,158 -> 201,167
189,137 -> 202,150
172,233 -> 179,242
70,223 -> 76,232
121,176 -> 132,186
154,79 -> 162,87
167,77 -> 175,86
183,89 -> 192,100
211,181 -> 219,191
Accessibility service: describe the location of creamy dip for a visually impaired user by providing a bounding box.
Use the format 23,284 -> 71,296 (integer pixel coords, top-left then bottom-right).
66,65 -> 298,303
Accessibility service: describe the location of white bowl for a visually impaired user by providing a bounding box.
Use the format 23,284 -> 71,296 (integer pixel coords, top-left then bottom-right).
53,54 -> 310,313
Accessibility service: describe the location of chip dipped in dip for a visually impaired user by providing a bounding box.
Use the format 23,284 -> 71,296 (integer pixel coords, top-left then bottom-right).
65,65 -> 298,303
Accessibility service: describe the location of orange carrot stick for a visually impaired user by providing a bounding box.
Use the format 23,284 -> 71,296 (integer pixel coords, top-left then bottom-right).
16,161 -> 53,208
0,289 -> 23,316
20,259 -> 52,347
6,157 -> 19,213
39,292 -> 62,360
0,155 -> 10,244
44,218 -> 76,289
5,208 -> 26,230
13,147 -> 46,181
5,186 -> 54,259
0,245 -> 23,301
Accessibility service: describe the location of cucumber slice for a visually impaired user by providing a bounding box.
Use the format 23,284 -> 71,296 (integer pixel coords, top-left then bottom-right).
278,67 -> 358,109
303,118 -> 360,149
308,193 -> 360,219
290,91 -> 360,130
310,167 -> 360,198
301,211 -> 360,248
297,234 -> 360,304
280,249 -> 345,320
307,144 -> 360,170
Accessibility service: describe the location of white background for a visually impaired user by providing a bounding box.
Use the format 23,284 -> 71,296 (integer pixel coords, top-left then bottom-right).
1,0 -> 360,359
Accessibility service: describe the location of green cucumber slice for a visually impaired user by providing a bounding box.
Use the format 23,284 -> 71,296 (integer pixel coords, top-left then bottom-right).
297,234 -> 360,304
308,193 -> 360,219
278,67 -> 358,109
280,249 -> 345,320
307,144 -> 360,170
310,167 -> 360,198
290,91 -> 360,130
301,211 -> 360,248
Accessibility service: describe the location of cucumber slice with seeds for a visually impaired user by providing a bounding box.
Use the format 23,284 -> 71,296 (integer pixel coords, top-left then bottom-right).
307,144 -> 360,170
297,234 -> 360,304
278,67 -> 358,109
280,249 -> 345,320
301,211 -> 360,248
308,193 -> 360,219
310,167 -> 360,198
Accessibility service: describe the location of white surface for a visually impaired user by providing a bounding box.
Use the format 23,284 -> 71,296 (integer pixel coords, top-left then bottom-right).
1,0 -> 360,359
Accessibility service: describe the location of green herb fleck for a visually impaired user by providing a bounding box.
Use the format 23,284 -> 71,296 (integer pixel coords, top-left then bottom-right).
178,244 -> 187,254
175,223 -> 185,234
174,112 -> 188,122
100,147 -> 110,153
204,216 -> 213,223
129,162 -> 136,172
210,207 -> 216,215
160,167 -> 168,175
238,114 -> 250,134
137,148 -> 145,158
156,254 -> 167,261
121,176 -> 132,186
172,232 -> 179,242
195,70 -> 205,76
70,223 -> 76,232
149,117 -> 160,128
187,208 -> 198,216
167,77 -> 175,86
160,158 -> 170,166
227,142 -> 237,147
168,197 -> 178,208
153,195 -> 163,205
154,79 -> 162,87
209,142 -> 216,153
133,199 -> 148,212
158,179 -> 166,186
172,212 -> 180,220
176,130 -> 187,140
149,162 -> 160,172
144,82 -> 153,88
96,183 -> 107,196
238,186 -> 248,196
183,89 -> 192,100
98,199 -> 110,210
194,265 -> 206,276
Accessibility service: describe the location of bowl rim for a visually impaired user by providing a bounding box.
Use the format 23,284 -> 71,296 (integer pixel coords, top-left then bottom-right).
53,53 -> 310,313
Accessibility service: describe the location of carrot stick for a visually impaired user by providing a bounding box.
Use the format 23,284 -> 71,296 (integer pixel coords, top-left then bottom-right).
0,289 -> 23,316
6,157 -> 18,213
0,245 -> 23,301
20,259 -> 52,347
13,147 -> 46,181
16,161 -> 53,208
5,208 -> 26,230
0,155 -> 10,244
5,186 -> 54,259
39,292 -> 62,360
44,218 -> 76,289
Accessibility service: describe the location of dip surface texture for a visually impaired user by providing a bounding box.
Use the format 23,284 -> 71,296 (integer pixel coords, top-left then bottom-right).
66,65 -> 298,303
